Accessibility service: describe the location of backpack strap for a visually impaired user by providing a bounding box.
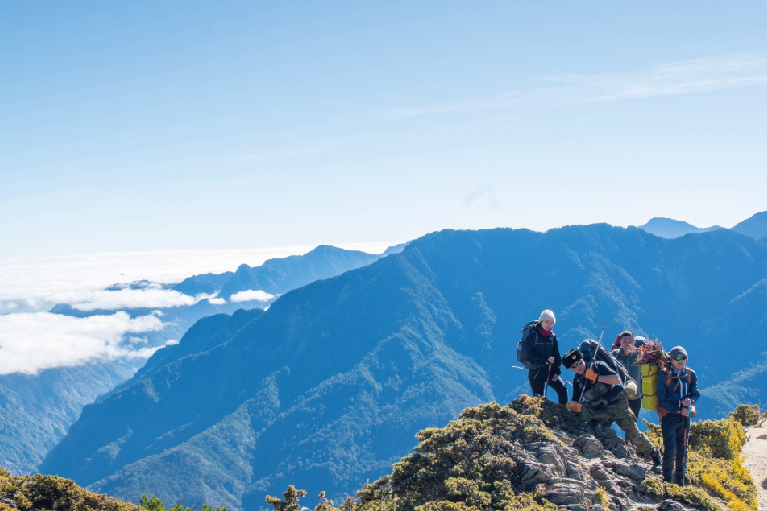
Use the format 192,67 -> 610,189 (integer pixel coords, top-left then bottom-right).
686,368 -> 692,384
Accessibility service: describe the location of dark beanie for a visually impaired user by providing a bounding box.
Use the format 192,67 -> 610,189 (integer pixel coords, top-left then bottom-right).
668,346 -> 688,359
562,349 -> 583,369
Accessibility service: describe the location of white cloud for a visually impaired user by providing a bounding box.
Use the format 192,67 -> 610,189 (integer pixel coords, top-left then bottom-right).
383,53 -> 767,118
0,302 -> 19,310
208,297 -> 226,304
0,311 -> 165,375
229,290 -> 276,303
0,243 -> 396,310
66,289 -> 213,311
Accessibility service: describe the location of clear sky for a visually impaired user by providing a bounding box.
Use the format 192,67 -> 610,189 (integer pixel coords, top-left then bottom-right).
2,1 -> 767,259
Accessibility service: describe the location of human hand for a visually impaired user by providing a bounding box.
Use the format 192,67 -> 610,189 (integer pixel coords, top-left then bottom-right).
548,356 -> 555,364
551,373 -> 558,382
680,408 -> 689,417
682,398 -> 692,406
566,402 -> 582,412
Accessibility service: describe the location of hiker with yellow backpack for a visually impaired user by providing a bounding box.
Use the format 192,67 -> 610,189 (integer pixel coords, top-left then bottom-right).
657,346 -> 700,486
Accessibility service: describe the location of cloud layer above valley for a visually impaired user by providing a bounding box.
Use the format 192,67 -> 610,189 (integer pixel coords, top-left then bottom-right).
0,311 -> 165,374
0,243 -> 393,311
229,290 -> 276,303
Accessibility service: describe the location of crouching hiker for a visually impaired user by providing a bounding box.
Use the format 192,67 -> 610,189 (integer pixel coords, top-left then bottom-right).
658,346 -> 700,486
563,348 -> 662,472
517,310 -> 568,405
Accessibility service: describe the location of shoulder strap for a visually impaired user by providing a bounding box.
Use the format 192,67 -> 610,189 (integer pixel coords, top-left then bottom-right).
686,368 -> 692,384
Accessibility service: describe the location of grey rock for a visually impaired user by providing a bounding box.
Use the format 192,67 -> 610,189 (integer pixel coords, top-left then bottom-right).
589,462 -> 612,481
658,499 -> 686,511
611,461 -> 632,478
573,435 -> 605,458
566,458 -> 590,481
545,477 -> 586,505
517,460 -> 554,490
534,441 -> 568,477
629,464 -> 647,481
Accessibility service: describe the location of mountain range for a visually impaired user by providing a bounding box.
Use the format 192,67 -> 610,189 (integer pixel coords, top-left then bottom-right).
638,210 -> 767,239
39,224 -> 767,511
1,244 -> 402,476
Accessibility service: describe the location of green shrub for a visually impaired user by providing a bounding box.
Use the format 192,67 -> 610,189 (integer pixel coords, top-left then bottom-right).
641,478 -> 720,511
729,404 -> 761,427
688,418 -> 745,460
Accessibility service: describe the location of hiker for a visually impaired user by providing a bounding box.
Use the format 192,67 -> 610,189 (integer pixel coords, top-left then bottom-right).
520,310 -> 568,405
611,331 -> 644,424
657,346 -> 700,486
563,348 -> 662,472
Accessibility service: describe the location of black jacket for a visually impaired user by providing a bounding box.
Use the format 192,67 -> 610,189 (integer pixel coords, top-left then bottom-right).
522,325 -> 562,376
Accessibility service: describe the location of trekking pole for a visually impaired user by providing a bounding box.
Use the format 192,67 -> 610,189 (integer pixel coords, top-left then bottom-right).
544,362 -> 553,400
682,412 -> 691,485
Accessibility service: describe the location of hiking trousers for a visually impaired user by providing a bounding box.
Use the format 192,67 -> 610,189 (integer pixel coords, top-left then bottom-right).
581,398 -> 655,456
528,367 -> 568,405
661,414 -> 689,485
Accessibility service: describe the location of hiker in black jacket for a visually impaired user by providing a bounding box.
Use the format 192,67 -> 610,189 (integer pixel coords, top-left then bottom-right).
523,310 -> 568,405
657,346 -> 700,486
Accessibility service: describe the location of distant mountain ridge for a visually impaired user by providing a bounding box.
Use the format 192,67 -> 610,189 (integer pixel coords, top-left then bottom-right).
638,217 -> 723,238
638,210 -> 767,239
41,225 -> 767,511
732,211 -> 767,239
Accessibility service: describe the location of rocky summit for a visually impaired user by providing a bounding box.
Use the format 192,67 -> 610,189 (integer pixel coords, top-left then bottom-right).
2,399 -> 759,511
331,397 -> 756,511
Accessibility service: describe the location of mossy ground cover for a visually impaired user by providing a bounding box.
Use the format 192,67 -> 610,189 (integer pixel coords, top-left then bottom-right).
0,469 -> 142,511
267,403 -> 561,511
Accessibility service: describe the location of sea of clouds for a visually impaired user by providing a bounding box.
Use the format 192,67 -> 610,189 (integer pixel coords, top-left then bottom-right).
0,243 -> 391,374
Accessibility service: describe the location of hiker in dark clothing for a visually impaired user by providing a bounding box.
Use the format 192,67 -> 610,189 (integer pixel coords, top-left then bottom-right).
523,310 -> 568,405
657,346 -> 700,486
563,348 -> 662,472
611,331 -> 644,423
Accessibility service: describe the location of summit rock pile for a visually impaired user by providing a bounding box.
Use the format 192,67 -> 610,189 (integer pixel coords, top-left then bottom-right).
293,397 -> 757,511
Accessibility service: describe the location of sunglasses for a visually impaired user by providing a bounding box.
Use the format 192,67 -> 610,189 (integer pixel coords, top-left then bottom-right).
673,355 -> 687,361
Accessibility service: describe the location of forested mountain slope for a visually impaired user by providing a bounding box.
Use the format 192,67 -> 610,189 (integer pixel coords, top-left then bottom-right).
1,245 -> 391,476
0,364 -> 131,475
41,225 -> 767,511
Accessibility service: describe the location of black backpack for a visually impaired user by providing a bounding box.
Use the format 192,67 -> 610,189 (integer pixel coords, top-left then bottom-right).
516,321 -> 541,369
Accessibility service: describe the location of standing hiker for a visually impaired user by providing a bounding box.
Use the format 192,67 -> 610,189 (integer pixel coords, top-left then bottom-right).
657,346 -> 700,486
563,348 -> 662,472
519,310 -> 568,405
612,331 -> 644,424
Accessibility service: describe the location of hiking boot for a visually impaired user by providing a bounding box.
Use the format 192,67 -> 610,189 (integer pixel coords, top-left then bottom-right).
651,450 -> 663,474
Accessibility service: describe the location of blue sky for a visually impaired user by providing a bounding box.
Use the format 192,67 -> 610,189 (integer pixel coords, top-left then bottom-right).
2,1 -> 767,259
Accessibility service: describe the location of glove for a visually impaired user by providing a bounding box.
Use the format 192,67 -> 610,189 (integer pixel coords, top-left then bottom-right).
566,402 -> 582,412
625,381 -> 638,399
585,368 -> 598,382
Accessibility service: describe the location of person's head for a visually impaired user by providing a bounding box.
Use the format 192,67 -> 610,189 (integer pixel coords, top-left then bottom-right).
619,331 -> 635,352
539,310 -> 556,331
668,346 -> 688,370
563,349 -> 585,375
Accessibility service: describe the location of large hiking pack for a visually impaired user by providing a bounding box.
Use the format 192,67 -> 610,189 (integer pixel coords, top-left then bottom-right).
578,339 -> 635,387
516,320 -> 542,369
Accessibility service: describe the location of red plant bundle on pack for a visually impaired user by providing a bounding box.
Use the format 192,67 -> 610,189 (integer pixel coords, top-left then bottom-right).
635,340 -> 666,366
